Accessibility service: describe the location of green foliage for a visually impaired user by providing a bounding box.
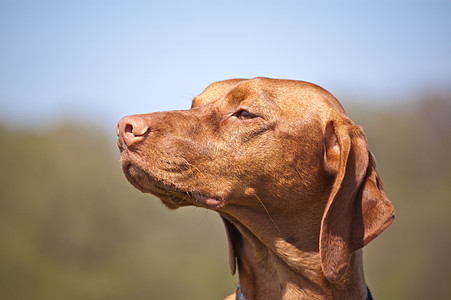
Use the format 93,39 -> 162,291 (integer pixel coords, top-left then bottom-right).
345,94 -> 451,300
0,123 -> 235,300
1,94 -> 450,299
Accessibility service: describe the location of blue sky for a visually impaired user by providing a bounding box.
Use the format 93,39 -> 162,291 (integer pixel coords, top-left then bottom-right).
1,0 -> 450,131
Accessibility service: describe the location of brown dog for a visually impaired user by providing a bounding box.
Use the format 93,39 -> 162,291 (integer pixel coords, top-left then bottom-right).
116,78 -> 394,300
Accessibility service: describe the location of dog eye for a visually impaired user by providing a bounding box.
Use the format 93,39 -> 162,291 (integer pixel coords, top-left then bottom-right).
236,110 -> 255,120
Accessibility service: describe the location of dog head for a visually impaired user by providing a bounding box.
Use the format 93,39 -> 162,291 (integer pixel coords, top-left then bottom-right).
117,77 -> 394,282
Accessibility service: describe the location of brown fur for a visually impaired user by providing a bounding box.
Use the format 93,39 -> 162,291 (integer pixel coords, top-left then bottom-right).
116,77 -> 394,299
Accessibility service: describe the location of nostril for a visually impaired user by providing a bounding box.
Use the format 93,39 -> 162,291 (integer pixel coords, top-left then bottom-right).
126,122 -> 150,137
125,124 -> 133,134
117,115 -> 151,147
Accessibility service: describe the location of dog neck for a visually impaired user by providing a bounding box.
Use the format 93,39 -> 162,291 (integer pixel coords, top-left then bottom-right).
223,214 -> 368,300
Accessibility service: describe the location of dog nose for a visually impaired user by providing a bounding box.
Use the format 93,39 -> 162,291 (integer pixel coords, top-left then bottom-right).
117,115 -> 150,147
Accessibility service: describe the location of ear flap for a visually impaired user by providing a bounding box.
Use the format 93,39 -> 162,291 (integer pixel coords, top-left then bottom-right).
221,216 -> 242,275
320,121 -> 395,282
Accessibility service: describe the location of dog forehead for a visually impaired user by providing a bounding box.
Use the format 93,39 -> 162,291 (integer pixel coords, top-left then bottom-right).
191,78 -> 246,108
192,77 -> 280,108
192,77 -> 346,120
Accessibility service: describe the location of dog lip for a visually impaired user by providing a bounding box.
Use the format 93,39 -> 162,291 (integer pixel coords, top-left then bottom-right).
121,161 -> 224,209
190,192 -> 223,208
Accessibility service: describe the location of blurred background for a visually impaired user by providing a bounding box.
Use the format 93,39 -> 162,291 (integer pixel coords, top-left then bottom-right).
1,1 -> 450,299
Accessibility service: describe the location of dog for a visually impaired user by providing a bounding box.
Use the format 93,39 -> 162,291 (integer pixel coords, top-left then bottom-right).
116,77 -> 394,299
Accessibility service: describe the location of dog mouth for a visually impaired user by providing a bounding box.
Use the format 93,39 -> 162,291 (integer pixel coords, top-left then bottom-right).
123,162 -> 224,209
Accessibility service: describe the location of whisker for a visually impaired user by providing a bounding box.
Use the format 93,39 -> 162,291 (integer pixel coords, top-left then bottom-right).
295,165 -> 302,178
163,189 -> 175,205
182,157 -> 204,175
164,189 -> 184,206
253,193 -> 281,234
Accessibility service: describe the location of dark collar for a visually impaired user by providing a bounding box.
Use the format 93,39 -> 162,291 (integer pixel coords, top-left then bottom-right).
235,283 -> 245,300
367,286 -> 374,300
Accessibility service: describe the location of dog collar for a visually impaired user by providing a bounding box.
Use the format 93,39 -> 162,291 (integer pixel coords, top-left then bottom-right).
235,283 -> 246,300
366,286 -> 374,300
235,283 -> 374,300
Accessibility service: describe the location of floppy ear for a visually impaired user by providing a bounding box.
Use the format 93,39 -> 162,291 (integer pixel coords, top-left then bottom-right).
320,121 -> 395,282
221,216 -> 242,275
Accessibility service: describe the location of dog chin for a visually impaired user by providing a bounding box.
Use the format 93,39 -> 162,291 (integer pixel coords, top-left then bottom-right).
122,163 -> 193,209
122,163 -> 224,210
123,163 -> 153,192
